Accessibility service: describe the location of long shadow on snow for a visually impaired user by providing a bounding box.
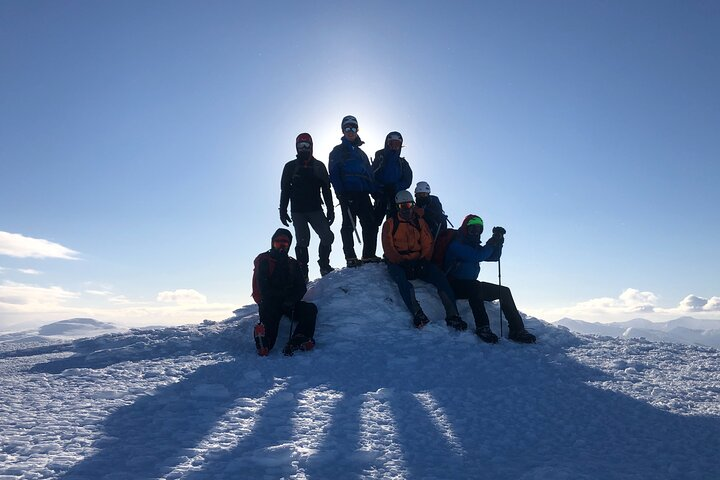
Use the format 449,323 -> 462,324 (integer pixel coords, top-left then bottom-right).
59,356 -> 278,480
172,336 -> 718,480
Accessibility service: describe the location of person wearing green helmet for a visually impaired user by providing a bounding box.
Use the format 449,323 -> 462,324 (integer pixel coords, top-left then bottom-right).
443,215 -> 536,344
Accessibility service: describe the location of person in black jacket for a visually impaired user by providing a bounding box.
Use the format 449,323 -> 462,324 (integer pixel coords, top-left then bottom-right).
252,228 -> 318,356
372,131 -> 413,225
414,181 -> 448,241
279,133 -> 335,280
328,115 -> 380,266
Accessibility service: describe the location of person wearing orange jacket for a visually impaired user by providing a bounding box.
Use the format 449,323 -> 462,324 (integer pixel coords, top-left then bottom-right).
381,190 -> 466,330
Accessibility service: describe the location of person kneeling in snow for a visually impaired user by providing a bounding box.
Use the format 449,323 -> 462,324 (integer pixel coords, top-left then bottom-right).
443,215 -> 536,344
381,190 -> 466,330
252,228 -> 317,356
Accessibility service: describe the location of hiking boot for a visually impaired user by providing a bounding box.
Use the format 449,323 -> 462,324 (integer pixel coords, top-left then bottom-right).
254,323 -> 269,356
283,334 -> 316,356
413,309 -> 430,328
361,255 -> 383,264
319,264 -> 335,276
508,329 -> 536,344
346,257 -> 363,268
475,325 -> 499,344
445,315 -> 468,331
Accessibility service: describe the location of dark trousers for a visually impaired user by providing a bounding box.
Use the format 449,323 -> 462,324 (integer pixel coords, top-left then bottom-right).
291,210 -> 334,269
339,192 -> 378,259
373,193 -> 398,226
258,300 -> 317,352
448,278 -> 525,331
387,259 -> 458,317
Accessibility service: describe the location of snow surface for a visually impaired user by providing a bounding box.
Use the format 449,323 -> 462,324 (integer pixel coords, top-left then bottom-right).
1,264 -> 719,479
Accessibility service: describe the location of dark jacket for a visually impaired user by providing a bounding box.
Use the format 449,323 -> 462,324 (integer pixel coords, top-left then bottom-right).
280,156 -> 333,214
372,148 -> 413,195
417,195 -> 447,237
329,136 -> 376,196
443,216 -> 501,280
254,249 -> 307,306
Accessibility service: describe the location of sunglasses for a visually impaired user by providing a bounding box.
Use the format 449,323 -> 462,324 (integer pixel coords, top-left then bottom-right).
344,126 -> 358,133
296,142 -> 311,149
397,202 -> 415,210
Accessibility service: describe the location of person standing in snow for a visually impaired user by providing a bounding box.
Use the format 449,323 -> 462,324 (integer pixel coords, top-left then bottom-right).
414,181 -> 448,241
372,131 -> 413,225
279,133 -> 335,281
382,190 -> 467,330
252,228 -> 317,356
329,115 -> 380,267
443,215 -> 536,344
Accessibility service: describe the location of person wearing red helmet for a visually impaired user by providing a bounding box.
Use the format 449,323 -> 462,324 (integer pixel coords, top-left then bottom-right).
279,133 -> 335,280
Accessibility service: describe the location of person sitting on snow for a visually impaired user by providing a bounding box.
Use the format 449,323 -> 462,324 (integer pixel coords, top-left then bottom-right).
381,190 -> 467,330
251,228 -> 317,356
443,215 -> 536,344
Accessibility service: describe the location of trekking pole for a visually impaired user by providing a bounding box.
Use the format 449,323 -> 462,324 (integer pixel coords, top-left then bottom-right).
498,258 -> 503,337
347,206 -> 362,244
429,222 -> 442,258
445,214 -> 454,229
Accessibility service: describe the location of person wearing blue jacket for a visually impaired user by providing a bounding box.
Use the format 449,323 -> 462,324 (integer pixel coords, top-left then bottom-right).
444,214 -> 536,344
329,115 -> 380,266
372,131 -> 413,225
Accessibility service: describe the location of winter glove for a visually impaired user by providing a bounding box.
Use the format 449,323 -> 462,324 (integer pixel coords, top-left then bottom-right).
486,226 -> 505,247
327,209 -> 335,226
280,209 -> 292,227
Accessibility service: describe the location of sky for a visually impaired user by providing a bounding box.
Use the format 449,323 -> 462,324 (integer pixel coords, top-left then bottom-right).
1,0 -> 719,330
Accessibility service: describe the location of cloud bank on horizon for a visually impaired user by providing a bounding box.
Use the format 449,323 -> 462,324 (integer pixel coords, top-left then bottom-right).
1,231 -> 719,329
529,288 -> 720,322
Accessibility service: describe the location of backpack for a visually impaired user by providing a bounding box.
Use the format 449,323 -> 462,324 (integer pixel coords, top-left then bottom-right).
431,228 -> 457,270
251,252 -> 275,304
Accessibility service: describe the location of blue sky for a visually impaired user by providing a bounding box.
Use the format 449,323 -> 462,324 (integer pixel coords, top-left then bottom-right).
1,1 -> 719,329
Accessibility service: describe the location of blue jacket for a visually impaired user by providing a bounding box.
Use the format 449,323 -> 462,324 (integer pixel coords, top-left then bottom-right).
443,216 -> 502,279
329,136 -> 377,196
372,148 -> 412,194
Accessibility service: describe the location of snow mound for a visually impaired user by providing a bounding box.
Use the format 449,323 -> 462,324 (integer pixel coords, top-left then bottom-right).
0,264 -> 718,479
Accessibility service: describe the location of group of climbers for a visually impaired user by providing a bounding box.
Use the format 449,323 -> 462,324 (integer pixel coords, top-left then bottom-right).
252,114 -> 535,356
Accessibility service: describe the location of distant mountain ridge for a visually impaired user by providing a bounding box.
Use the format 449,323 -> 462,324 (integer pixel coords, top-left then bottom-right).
0,317 -> 120,344
555,316 -> 720,349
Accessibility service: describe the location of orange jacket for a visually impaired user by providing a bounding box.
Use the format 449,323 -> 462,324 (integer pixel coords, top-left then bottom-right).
382,211 -> 433,264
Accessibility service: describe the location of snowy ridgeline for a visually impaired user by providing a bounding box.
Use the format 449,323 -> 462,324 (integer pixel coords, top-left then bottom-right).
1,264 -> 719,480
556,317 -> 720,349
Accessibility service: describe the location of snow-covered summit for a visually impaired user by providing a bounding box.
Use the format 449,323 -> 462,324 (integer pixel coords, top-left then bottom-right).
1,264 -> 719,479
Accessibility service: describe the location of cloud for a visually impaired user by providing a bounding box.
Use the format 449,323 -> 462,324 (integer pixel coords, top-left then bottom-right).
705,297 -> 720,311
528,288 -> 720,324
678,294 -> 720,312
0,231 -> 79,259
618,288 -> 658,313
157,289 -> 208,305
679,294 -> 707,312
18,269 -> 42,275
0,281 -> 79,310
0,281 -> 237,331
